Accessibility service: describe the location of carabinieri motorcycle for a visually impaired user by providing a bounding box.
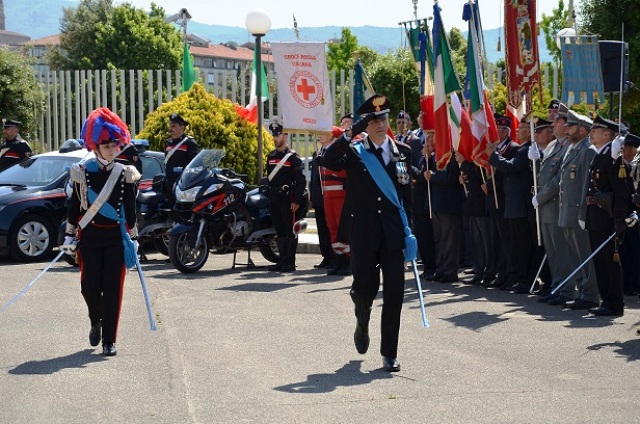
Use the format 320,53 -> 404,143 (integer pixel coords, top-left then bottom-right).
168,149 -> 281,273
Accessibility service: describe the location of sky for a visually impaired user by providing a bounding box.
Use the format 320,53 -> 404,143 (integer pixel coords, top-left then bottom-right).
118,0 -> 582,32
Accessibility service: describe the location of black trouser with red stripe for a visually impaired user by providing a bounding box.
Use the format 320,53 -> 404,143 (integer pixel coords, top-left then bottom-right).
79,226 -> 126,345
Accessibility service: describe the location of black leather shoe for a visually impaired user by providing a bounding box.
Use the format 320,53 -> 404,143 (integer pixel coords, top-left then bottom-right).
280,264 -> 295,273
588,305 -> 624,317
510,282 -> 531,294
102,343 -> 117,356
326,266 -> 340,275
548,295 -> 571,306
566,299 -> 599,310
354,324 -> 370,354
89,323 -> 101,347
438,274 -> 459,283
337,266 -> 352,276
499,281 -> 517,291
314,258 -> 332,268
426,272 -> 443,281
538,293 -> 558,303
382,356 -> 400,372
267,263 -> 283,272
471,275 -> 484,285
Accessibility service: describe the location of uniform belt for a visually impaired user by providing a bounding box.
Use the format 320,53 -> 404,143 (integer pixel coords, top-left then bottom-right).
269,184 -> 290,193
323,185 -> 344,191
89,222 -> 120,229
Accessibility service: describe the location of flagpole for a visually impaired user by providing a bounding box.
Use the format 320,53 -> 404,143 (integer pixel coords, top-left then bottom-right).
618,23 -> 625,130
426,153 -> 433,219
530,113 -> 542,246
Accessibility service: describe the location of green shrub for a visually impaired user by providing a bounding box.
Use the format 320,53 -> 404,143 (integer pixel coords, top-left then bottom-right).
138,83 -> 274,183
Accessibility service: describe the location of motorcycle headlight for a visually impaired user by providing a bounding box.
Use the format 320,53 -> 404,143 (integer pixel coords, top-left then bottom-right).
175,185 -> 201,203
202,183 -> 224,197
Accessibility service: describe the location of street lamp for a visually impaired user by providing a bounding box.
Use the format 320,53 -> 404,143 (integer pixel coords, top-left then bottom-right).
245,9 -> 271,181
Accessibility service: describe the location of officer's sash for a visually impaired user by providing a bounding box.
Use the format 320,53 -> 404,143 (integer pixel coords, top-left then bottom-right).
353,143 -> 417,262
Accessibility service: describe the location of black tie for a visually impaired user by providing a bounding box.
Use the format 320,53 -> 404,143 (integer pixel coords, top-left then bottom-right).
374,147 -> 385,166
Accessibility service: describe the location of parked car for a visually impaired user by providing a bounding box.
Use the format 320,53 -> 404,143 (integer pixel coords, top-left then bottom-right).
0,145 -> 165,262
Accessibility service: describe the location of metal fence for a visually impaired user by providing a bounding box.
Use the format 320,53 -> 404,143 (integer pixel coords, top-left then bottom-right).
33,64 -> 560,178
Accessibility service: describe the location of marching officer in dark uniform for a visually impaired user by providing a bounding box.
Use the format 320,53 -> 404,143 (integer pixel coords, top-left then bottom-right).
322,94 -> 413,372
265,122 -> 306,272
64,107 -> 141,356
583,114 -> 630,317
1,118 -> 32,171
164,113 -> 198,207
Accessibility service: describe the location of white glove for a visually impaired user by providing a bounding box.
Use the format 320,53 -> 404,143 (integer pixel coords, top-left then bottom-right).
611,136 -> 623,160
528,143 -> 540,160
578,219 -> 586,230
133,240 -> 139,253
61,236 -> 77,254
532,195 -> 539,208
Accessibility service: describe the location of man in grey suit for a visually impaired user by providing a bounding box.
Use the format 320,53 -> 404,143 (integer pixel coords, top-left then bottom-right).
530,117 -> 568,298
555,110 -> 600,309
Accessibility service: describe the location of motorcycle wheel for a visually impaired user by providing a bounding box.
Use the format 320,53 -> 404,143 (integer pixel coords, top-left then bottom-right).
258,236 -> 280,263
153,233 -> 170,256
168,232 -> 209,274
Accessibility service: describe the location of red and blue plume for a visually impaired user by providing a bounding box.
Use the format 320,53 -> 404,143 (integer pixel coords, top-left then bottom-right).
81,107 -> 131,151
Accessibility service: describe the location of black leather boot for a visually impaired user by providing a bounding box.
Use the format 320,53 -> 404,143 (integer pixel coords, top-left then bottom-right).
280,238 -> 297,272
268,238 -> 286,271
350,290 -> 372,354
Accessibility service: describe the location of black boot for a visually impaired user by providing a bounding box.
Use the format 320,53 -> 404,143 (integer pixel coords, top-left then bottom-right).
268,238 -> 286,271
350,290 -> 372,354
338,255 -> 352,275
281,237 -> 297,272
326,253 -> 342,275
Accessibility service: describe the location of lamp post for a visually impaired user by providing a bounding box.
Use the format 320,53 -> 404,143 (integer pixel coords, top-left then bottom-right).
245,9 -> 271,181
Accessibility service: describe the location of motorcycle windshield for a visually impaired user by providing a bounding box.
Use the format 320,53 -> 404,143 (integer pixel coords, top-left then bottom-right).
179,149 -> 226,189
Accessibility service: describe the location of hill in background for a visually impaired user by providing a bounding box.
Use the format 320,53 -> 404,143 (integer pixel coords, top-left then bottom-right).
4,0 -> 553,63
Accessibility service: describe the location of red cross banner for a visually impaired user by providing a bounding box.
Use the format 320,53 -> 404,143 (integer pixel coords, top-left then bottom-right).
271,42 -> 334,134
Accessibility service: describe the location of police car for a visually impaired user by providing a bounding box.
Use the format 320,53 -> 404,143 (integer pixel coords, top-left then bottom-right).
0,140 -> 164,262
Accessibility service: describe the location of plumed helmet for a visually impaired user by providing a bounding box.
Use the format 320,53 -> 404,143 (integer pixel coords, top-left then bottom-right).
80,107 -> 131,152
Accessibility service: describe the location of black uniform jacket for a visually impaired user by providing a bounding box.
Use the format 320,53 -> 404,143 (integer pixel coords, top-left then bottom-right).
489,141 -> 535,219
460,160 -> 489,217
485,137 -> 519,216
266,147 -> 306,205
321,134 -> 413,253
68,162 -> 138,237
0,136 -> 32,171
430,153 -> 465,215
164,135 -> 198,184
585,142 -> 630,228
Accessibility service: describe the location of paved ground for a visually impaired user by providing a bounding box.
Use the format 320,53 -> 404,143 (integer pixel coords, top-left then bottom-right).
1,249 -> 639,424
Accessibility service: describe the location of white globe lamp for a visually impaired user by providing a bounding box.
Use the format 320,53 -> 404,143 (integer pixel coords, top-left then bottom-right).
245,9 -> 271,180
245,9 -> 271,36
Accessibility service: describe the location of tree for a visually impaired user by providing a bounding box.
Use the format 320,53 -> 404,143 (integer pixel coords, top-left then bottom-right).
448,28 -> 468,87
48,0 -> 182,70
581,0 -> 640,129
138,84 -> 274,183
326,27 -> 360,72
539,0 -> 571,64
367,48 -> 420,121
0,48 -> 45,143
